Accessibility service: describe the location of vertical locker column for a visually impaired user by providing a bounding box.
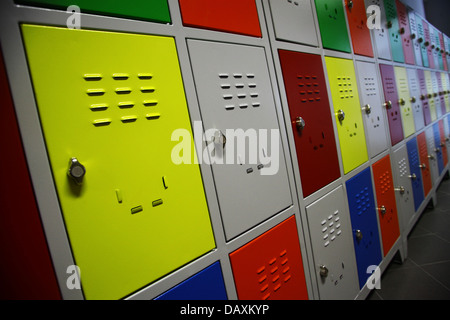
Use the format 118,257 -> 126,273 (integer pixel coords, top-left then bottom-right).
406,138 -> 425,212
395,0 -> 414,65
325,57 -> 368,174
415,14 -> 429,68
430,27 -> 441,70
438,32 -> 448,71
384,0 -> 404,63
345,0 -> 374,57
365,0 -> 392,60
436,72 -> 447,117
417,69 -> 432,125
422,21 -> 435,69
278,50 -> 341,198
441,73 -> 450,113
355,60 -> 389,158
379,64 -> 404,146
407,8 -> 422,67
425,127 -> 439,183
417,132 -> 433,196
430,71 -> 442,119
305,186 -> 359,300
406,68 -> 425,131
394,66 -> 416,138
187,40 -> 292,240
371,155 -> 401,257
424,70 -> 438,122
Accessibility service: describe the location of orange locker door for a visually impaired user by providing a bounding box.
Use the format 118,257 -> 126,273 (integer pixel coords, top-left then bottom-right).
346,0 -> 374,57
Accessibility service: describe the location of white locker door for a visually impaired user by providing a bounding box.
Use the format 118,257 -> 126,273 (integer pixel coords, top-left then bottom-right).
406,68 -> 425,131
365,0 -> 392,60
425,126 -> 439,184
407,9 -> 422,66
431,72 -> 443,118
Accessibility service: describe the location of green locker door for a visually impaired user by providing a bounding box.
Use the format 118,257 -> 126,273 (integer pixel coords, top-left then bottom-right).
384,0 -> 404,63
394,67 -> 415,138
314,0 -> 351,53
325,57 -> 368,174
21,25 -> 215,300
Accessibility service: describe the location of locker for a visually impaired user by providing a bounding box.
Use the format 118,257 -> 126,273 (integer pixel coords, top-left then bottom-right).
154,262 -> 227,300
345,0 -> 374,57
365,0 -> 392,60
430,27 -> 442,70
22,25 -> 216,300
305,186 -> 359,300
415,14 -> 429,68
383,0 -> 404,63
187,40 -> 292,240
314,0 -> 351,53
436,72 -> 447,117
229,216 -> 309,300
417,69 -> 432,125
393,66 -> 415,138
379,64 -> 404,146
345,167 -> 382,289
325,57 -> 368,174
425,127 -> 439,183
406,138 -> 425,212
395,0 -> 415,65
268,0 -> 319,47
446,36 -> 450,71
441,73 -> 450,113
278,50 -> 340,197
178,0 -> 262,37
406,68 -> 425,131
438,32 -> 448,71
391,145 -> 415,229
445,116 -> 450,160
15,0 -> 171,23
433,123 -> 445,175
355,60 -> 389,158
407,9 -> 422,66
417,132 -> 433,197
372,155 -> 401,256
431,72 -> 442,119
424,70 -> 438,122
438,120 -> 448,167
422,21 -> 435,69
0,49 -> 61,300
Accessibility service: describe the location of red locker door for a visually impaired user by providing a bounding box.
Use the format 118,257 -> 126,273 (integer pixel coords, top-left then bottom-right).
278,50 -> 340,198
372,155 -> 400,257
439,120 -> 448,166
345,0 -> 373,57
395,0 -> 414,65
417,132 -> 433,197
0,50 -> 61,299
229,216 -> 309,300
178,0 -> 262,37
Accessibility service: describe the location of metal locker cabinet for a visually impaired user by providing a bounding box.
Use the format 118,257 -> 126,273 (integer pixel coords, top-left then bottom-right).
415,14 -> 429,68
187,40 -> 292,240
154,262 -> 227,300
406,68 -> 425,131
325,57 -> 368,174
21,25 -> 216,300
305,186 -> 359,300
345,168 -> 382,289
268,0 -> 319,47
395,0 -> 414,65
422,21 -> 435,69
417,132 -> 433,197
372,155 -> 401,256
383,0 -> 404,63
379,64 -> 404,146
0,50 -> 61,300
179,0 -> 262,37
417,69 -> 432,126
15,0 -> 171,23
393,66 -> 415,138
438,120 -> 448,168
424,70 -> 438,122
365,0 -> 392,61
345,0 -> 374,57
407,9 -> 422,67
425,127 -> 439,184
355,60 -> 389,158
436,72 -> 447,117
229,216 -> 309,300
406,138 -> 425,212
439,32 -> 448,71
432,123 -> 445,175
278,50 -> 340,198
314,0 -> 352,53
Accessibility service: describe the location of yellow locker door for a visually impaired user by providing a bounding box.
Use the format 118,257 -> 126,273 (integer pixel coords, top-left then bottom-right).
424,70 -> 437,121
325,57 -> 368,174
394,67 -> 416,138
21,25 -> 215,300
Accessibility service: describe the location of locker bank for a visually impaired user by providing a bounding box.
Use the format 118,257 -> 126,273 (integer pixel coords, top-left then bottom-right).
0,0 -> 449,300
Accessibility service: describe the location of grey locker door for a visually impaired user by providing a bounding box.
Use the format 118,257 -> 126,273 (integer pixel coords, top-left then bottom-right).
187,40 -> 292,240
406,68 -> 425,131
392,146 -> 415,230
431,72 -> 442,119
407,8 -> 422,66
355,60 -> 388,158
306,186 -> 359,300
365,0 -> 392,60
425,127 -> 439,184
268,0 -> 319,47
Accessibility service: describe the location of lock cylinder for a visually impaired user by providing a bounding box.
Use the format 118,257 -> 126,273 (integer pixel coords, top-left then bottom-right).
68,157 -> 86,185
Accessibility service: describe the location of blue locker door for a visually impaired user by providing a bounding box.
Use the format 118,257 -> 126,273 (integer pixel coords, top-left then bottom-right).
406,137 -> 425,212
345,167 -> 382,289
154,262 -> 227,300
433,123 -> 445,174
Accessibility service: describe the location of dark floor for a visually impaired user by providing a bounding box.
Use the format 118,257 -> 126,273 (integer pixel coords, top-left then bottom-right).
368,173 -> 450,300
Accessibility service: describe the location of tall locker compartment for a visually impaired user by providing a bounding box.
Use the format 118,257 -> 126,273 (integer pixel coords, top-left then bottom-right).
372,155 -> 401,257
278,50 -> 340,198
346,0 -> 374,57
406,138 -> 425,212
417,132 -> 433,197
436,72 -> 447,117
187,40 -> 292,240
314,0 -> 352,53
431,72 -> 443,119
438,32 -> 448,71
432,123 -> 445,175
441,73 -> 450,113
407,9 -> 422,67
305,186 -> 359,300
415,14 -> 429,68
430,27 -> 441,70
425,127 -> 439,183
365,0 -> 392,60
417,69 -> 432,125
438,120 -> 448,167
379,64 -> 404,146
393,66 -> 415,138
355,60 -> 389,158
21,25 -> 216,300
424,70 -> 438,122
325,57 -> 368,174
268,0 -> 319,47
406,68 -> 425,131
383,0 -> 404,63
422,21 -> 435,69
345,168 -> 382,289
395,0 -> 414,65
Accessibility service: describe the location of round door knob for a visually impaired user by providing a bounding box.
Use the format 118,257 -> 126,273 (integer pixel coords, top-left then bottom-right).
399,27 -> 405,34
409,173 -> 417,180
411,96 -> 416,103
440,142 -> 446,148
364,104 -> 372,114
355,229 -> 363,241
435,147 -> 441,153
428,94 -> 432,99
337,109 -> 345,122
213,130 -> 226,148
347,0 -> 353,9
384,100 -> 392,109
399,98 -> 405,106
387,21 -> 393,29
395,186 -> 405,194
411,33 -> 416,39
295,116 -> 306,130
378,205 -> 387,215
424,41 -> 430,47
418,37 -> 423,43
420,94 -> 426,101
428,154 -> 435,160
68,157 -> 86,185
419,163 -> 427,169
319,265 -> 329,278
